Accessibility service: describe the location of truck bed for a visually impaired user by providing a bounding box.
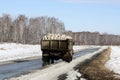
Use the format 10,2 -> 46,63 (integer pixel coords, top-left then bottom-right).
41,40 -> 69,51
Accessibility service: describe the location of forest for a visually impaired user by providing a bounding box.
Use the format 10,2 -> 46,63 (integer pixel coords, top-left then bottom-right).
0,14 -> 120,45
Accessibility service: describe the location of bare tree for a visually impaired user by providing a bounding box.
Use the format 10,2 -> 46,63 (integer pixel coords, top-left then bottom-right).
1,14 -> 12,42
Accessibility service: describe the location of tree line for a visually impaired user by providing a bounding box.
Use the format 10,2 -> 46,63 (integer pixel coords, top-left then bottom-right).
0,14 -> 120,45
72,32 -> 120,45
0,14 -> 65,44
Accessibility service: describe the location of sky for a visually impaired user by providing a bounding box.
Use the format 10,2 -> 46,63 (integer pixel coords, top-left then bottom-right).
0,0 -> 120,35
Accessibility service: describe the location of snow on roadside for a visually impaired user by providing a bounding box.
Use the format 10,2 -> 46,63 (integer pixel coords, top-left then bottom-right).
0,43 -> 41,62
66,70 -> 81,80
9,46 -> 108,80
0,43 -> 94,63
73,45 -> 100,52
105,46 -> 120,75
66,70 -> 86,80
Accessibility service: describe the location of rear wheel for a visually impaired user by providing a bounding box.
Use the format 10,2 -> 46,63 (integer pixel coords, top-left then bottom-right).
66,54 -> 72,63
50,55 -> 54,64
42,51 -> 50,66
62,52 -> 73,62
42,55 -> 50,66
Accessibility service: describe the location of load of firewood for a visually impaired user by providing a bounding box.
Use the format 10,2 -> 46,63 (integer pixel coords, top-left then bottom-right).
42,33 -> 72,40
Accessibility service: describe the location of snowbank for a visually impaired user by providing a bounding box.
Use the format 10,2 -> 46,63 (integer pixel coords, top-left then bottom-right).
66,70 -> 86,80
105,46 -> 120,74
73,45 -> 100,52
0,43 -> 41,62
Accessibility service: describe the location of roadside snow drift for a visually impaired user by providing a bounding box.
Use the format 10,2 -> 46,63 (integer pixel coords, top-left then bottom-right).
0,43 -> 41,62
105,46 -> 120,75
66,70 -> 82,80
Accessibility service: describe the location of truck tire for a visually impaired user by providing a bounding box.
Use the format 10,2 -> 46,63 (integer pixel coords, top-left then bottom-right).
69,55 -> 72,62
50,56 -> 54,64
42,52 -> 50,66
62,52 -> 72,63
69,50 -> 73,62
42,55 -> 50,66
67,55 -> 72,63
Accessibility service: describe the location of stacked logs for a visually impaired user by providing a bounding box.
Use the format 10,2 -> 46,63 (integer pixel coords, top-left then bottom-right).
42,33 -> 72,40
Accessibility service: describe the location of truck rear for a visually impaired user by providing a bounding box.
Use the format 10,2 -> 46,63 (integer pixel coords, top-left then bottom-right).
41,33 -> 73,66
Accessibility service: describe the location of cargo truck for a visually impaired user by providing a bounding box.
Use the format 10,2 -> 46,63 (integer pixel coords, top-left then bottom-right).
41,34 -> 73,66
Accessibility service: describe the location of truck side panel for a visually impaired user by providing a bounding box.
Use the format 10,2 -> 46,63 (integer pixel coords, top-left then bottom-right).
41,40 -> 50,49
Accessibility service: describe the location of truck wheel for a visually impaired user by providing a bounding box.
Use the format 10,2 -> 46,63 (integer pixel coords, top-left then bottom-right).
42,58 -> 50,66
50,58 -> 54,64
63,52 -> 73,63
66,55 -> 72,63
50,56 -> 54,64
69,51 -> 73,62
42,61 -> 49,66
69,55 -> 72,62
42,54 -> 50,66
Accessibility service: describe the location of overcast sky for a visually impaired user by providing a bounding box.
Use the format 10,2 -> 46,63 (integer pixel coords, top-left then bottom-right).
0,0 -> 120,35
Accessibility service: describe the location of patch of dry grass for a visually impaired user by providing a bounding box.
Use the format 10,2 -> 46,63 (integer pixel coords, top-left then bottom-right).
78,47 -> 120,80
0,48 -> 5,50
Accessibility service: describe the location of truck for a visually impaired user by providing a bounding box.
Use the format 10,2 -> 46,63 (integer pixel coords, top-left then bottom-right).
41,34 -> 74,66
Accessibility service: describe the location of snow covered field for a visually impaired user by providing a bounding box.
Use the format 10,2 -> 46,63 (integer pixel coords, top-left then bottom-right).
0,43 -> 41,62
0,43 -> 92,63
105,46 -> 120,75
